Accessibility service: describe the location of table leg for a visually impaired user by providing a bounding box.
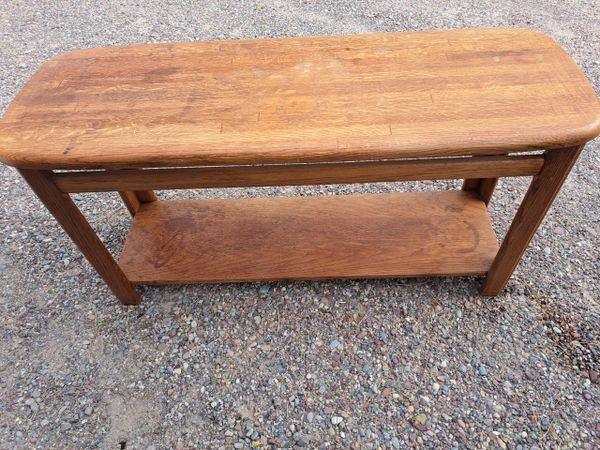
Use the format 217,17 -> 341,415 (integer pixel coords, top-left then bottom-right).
117,169 -> 157,216
18,169 -> 141,305
462,178 -> 498,206
480,145 -> 584,296
119,190 -> 157,216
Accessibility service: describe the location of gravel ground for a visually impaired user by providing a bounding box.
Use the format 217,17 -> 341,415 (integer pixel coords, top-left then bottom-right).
1,1 -> 599,449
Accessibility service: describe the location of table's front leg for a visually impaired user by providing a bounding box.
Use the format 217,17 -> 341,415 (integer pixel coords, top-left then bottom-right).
481,144 -> 585,296
18,169 -> 141,305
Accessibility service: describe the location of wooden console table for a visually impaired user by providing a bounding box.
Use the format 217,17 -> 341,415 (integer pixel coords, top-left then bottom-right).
1,28 -> 599,305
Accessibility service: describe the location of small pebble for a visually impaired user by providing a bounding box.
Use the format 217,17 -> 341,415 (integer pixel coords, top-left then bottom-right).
415,413 -> 427,425
25,399 -> 39,413
259,285 -> 270,295
330,339 -> 343,350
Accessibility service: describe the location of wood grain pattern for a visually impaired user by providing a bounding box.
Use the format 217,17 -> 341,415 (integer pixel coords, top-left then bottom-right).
1,28 -> 599,169
18,169 -> 141,304
119,191 -> 499,284
481,145 -> 584,295
53,155 -> 544,193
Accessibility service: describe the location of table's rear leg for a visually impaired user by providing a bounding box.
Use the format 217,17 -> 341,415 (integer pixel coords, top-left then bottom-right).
117,169 -> 157,216
119,191 -> 141,216
481,145 -> 584,296
119,190 -> 157,216
18,169 -> 141,305
462,178 -> 498,206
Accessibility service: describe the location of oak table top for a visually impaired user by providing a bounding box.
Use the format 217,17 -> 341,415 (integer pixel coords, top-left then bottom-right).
1,28 -> 599,169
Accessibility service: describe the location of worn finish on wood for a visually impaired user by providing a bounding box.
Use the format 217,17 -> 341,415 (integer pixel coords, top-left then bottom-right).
1,29 -> 599,169
18,169 -> 141,305
481,145 -> 584,295
53,155 -> 544,193
462,177 -> 499,205
119,191 -> 499,284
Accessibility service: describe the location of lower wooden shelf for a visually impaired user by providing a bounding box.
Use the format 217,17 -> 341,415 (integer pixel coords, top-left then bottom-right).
119,191 -> 499,284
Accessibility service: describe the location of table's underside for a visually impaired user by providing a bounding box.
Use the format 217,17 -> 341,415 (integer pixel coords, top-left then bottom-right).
119,190 -> 499,284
